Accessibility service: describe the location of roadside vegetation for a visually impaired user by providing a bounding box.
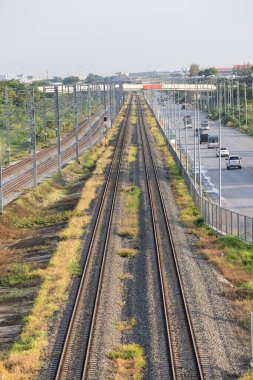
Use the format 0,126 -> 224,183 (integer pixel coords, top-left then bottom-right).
143,98 -> 253,378
0,100 -> 127,379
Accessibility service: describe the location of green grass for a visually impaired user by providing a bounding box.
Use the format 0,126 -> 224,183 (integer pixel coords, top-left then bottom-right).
107,343 -> 144,361
218,236 -> 253,272
118,186 -> 141,240
17,211 -> 74,228
107,343 -> 146,380
0,263 -> 42,287
116,248 -> 139,258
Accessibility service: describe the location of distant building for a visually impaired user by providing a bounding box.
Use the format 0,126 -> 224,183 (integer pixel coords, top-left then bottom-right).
17,74 -> 23,81
0,73 -> 8,81
233,63 -> 253,75
216,67 -> 233,77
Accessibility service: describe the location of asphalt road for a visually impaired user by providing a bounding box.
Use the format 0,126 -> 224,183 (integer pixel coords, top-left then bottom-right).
152,93 -> 253,218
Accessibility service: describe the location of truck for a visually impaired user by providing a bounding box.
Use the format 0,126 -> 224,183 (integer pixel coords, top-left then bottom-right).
199,133 -> 209,144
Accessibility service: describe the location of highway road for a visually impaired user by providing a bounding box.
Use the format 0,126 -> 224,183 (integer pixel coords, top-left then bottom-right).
151,92 -> 253,219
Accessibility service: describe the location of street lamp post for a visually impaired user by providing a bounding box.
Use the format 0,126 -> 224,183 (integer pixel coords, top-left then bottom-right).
219,84 -> 222,207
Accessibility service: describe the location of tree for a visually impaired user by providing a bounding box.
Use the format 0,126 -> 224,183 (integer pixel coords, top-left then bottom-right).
189,64 -> 200,77
85,73 -> 105,84
62,76 -> 79,85
198,67 -> 217,77
51,76 -> 62,83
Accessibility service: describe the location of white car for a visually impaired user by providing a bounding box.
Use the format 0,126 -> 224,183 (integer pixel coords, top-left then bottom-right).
201,120 -> 210,130
216,147 -> 230,157
226,155 -> 242,169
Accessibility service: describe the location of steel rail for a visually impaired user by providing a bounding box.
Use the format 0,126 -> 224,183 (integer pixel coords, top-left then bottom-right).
55,98 -> 132,380
137,96 -> 204,379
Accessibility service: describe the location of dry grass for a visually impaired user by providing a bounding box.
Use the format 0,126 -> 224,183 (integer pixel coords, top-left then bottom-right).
0,101 -> 128,380
118,186 -> 141,240
107,343 -> 146,380
130,99 -> 137,125
127,145 -> 138,164
117,273 -> 133,281
115,248 -> 139,258
116,317 -> 137,332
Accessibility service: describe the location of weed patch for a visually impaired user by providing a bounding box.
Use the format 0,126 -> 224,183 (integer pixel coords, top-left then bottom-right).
107,343 -> 146,380
116,317 -> 137,332
118,186 -> 141,240
116,248 -> 139,258
127,145 -> 138,164
117,273 -> 133,281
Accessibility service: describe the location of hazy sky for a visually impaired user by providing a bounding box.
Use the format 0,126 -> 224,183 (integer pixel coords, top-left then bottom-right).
0,0 -> 252,79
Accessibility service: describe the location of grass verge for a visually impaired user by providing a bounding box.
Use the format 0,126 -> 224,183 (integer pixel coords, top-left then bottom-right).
0,101 -> 128,379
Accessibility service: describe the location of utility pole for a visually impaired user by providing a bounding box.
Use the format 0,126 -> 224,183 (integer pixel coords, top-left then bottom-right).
43,86 -> 47,144
197,85 -> 202,197
54,86 -> 61,173
98,84 -> 102,143
194,86 -> 197,186
88,84 -> 92,148
30,88 -> 37,188
61,84 -> 65,132
5,87 -> 10,165
73,84 -> 79,160
244,82 -> 248,128
237,82 -> 241,126
218,84 -> 222,207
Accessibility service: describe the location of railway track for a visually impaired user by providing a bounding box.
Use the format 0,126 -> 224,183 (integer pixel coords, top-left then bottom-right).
137,96 -> 204,379
1,113 -> 102,205
51,98 -> 132,380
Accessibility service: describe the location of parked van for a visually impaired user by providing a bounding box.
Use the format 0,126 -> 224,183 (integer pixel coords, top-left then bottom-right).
208,135 -> 219,148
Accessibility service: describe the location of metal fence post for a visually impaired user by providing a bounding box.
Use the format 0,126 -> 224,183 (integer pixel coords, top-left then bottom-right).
226,209 -> 228,234
73,84 -> 79,160
251,312 -> 253,367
